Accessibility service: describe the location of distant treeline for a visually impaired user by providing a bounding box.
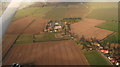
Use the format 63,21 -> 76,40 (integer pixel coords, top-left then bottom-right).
61,18 -> 81,22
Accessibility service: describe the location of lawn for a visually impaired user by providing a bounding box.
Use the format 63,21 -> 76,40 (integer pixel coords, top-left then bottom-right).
15,34 -> 33,44
84,51 -> 111,65
96,22 -> 118,32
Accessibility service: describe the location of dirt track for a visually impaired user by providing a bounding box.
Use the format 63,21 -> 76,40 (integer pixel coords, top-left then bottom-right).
3,40 -> 89,65
71,18 -> 114,40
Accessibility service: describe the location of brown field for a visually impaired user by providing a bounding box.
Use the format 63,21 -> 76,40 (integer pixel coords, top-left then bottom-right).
3,40 -> 89,65
6,17 -> 48,35
3,17 -> 48,58
23,18 -> 48,34
2,35 -> 18,57
3,17 -> 34,58
71,18 -> 114,40
6,17 -> 34,34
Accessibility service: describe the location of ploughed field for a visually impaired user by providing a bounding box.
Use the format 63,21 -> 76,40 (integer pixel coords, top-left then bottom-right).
71,18 -> 114,40
3,17 -> 48,59
2,2 -> 118,66
3,40 -> 89,65
6,17 -> 48,34
3,17 -> 89,65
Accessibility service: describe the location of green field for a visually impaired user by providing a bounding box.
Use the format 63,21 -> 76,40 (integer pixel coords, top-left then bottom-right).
96,22 -> 119,43
84,51 -> 111,65
86,2 -> 118,21
104,33 -> 120,44
34,33 -> 60,42
87,8 -> 118,21
44,5 -> 90,20
14,7 -> 54,20
15,34 -> 33,44
86,2 -> 118,9
96,22 -> 118,32
44,7 -> 67,20
13,2 -> 91,21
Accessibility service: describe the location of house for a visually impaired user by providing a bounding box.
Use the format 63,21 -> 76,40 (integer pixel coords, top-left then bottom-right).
45,20 -> 63,32
100,49 -> 109,54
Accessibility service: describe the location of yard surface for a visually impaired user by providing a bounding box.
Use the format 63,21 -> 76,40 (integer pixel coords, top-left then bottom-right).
3,40 -> 89,65
84,51 -> 111,65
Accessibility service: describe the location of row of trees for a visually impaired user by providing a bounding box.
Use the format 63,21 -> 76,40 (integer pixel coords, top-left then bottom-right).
61,18 -> 81,23
71,34 -> 120,56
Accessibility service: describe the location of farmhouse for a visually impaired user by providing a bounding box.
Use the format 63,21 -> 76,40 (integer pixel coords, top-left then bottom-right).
44,20 -> 63,32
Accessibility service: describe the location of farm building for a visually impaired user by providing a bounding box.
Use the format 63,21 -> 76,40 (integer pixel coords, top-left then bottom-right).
44,20 -> 64,32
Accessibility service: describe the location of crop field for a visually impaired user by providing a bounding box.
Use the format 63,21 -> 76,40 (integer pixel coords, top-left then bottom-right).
23,18 -> 48,34
84,51 -> 111,65
15,34 -> 33,44
34,33 -> 60,42
3,40 -> 89,65
96,22 -> 118,32
71,18 -> 113,40
44,5 -> 91,20
87,8 -> 118,21
86,2 -> 118,21
13,7 -> 54,21
2,34 -> 18,57
6,17 -> 34,34
2,2 -> 118,66
104,33 -> 120,44
13,3 -> 91,21
44,7 -> 67,20
96,22 -> 119,43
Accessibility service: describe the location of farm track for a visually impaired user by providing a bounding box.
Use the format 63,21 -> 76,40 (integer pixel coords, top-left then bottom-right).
3,40 -> 89,65
71,18 -> 114,40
